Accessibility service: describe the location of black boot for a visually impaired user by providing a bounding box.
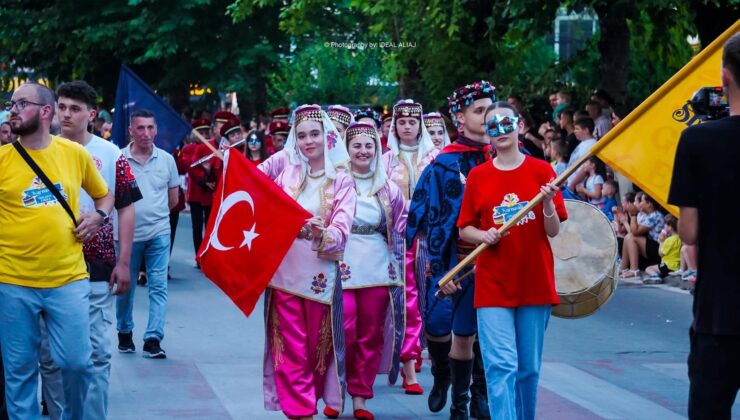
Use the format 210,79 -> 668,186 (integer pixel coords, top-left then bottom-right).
427,340 -> 452,412
449,358 -> 474,420
470,341 -> 490,419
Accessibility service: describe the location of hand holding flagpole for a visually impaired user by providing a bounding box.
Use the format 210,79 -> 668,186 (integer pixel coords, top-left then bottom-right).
435,150 -> 594,297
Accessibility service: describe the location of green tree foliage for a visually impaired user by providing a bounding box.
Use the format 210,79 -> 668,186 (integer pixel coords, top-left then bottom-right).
229,0 -> 707,115
267,42 -> 397,108
0,0 -> 287,115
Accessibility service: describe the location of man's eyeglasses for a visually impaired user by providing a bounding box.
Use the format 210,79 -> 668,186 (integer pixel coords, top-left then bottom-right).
485,115 -> 519,138
4,100 -> 46,112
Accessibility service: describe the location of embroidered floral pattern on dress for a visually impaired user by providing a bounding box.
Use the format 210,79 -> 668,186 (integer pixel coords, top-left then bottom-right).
339,263 -> 351,282
311,273 -> 328,294
326,130 -> 337,150
388,262 -> 398,281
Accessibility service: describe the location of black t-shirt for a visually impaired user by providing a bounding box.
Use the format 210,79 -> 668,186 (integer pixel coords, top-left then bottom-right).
519,129 -> 545,160
668,115 -> 740,335
564,132 -> 578,158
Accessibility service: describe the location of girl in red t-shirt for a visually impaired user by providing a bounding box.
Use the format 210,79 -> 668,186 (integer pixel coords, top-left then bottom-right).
452,101 -> 567,420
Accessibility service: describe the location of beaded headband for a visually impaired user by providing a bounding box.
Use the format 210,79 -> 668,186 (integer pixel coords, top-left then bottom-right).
393,101 -> 422,118
327,106 -> 352,127
354,107 -> 381,125
293,106 -> 324,126
447,80 -> 496,115
345,123 -> 379,143
423,113 -> 445,128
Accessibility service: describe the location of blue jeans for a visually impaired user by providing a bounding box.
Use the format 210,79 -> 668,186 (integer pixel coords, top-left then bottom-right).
40,281 -> 114,420
0,280 -> 93,420
477,305 -> 551,420
116,234 -> 170,341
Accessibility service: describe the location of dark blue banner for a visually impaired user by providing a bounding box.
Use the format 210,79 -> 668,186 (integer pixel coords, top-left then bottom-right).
111,65 -> 191,153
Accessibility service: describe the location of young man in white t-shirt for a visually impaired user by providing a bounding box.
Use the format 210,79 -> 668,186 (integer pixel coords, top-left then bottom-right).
38,80 -> 141,420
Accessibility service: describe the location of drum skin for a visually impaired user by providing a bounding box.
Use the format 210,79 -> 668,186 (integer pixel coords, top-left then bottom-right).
549,200 -> 618,319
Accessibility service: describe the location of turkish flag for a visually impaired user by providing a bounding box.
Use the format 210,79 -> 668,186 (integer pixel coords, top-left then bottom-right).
197,150 -> 311,317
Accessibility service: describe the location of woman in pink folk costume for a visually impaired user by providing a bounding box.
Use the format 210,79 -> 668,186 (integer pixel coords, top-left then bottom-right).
323,122 -> 408,420
263,105 -> 356,420
382,99 -> 439,394
423,112 -> 452,150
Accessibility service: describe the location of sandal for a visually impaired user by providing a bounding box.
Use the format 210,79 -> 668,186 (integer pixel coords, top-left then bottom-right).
620,269 -> 642,279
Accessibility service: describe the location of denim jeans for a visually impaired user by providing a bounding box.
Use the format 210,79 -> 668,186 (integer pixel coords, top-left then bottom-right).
477,305 -> 551,420
116,234 -> 170,342
39,318 -> 64,420
0,280 -> 93,420
40,281 -> 113,420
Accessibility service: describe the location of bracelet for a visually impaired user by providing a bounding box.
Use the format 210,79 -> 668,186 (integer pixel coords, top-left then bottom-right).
543,207 -> 556,218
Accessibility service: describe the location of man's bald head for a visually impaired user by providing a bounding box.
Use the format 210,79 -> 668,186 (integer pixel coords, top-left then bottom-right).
18,82 -> 56,119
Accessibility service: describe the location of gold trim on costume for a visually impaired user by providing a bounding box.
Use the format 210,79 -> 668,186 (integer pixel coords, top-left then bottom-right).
270,304 -> 285,367
315,310 -> 333,375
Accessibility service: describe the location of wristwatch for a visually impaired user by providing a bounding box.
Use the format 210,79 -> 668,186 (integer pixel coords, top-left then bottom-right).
95,209 -> 110,223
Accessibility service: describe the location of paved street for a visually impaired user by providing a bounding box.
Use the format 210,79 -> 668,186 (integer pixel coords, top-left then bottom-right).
107,215 -> 739,419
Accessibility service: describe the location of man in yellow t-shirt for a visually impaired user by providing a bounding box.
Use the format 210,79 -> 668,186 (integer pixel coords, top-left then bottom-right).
0,82 -> 113,419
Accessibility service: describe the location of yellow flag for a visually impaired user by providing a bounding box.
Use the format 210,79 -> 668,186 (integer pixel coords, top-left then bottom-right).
593,20 -> 739,216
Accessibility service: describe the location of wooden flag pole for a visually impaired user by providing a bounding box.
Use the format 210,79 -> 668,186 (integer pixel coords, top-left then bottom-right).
436,148 -> 598,294
191,129 -> 223,159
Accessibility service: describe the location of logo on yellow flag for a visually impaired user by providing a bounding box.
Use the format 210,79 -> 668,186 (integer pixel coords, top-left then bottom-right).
593,20 -> 739,216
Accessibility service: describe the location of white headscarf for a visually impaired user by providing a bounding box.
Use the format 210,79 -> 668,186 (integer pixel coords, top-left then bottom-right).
423,112 -> 451,149
386,99 -> 436,166
284,104 -> 350,180
345,122 -> 388,196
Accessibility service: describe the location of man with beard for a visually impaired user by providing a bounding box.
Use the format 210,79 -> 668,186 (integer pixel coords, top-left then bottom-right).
407,81 -> 496,419
0,82 -> 113,419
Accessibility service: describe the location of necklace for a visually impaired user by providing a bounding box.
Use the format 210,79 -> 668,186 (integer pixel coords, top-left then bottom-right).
399,143 -> 419,152
352,170 -> 373,179
307,169 -> 326,179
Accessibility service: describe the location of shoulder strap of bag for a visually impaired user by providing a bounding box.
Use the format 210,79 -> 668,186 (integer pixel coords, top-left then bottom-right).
13,141 -> 78,227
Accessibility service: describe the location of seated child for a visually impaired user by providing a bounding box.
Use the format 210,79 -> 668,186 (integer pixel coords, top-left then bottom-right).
614,191 -> 636,256
644,214 -> 681,284
601,179 -> 619,221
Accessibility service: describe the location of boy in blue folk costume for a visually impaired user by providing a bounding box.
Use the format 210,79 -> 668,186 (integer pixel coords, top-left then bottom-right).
407,81 -> 496,420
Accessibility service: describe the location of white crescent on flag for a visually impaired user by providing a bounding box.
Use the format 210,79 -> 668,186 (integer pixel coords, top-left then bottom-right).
206,190 -> 259,252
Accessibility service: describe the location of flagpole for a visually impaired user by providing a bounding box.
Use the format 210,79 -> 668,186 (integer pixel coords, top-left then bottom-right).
191,129 -> 224,159
435,149 -> 595,294
437,20 -> 740,294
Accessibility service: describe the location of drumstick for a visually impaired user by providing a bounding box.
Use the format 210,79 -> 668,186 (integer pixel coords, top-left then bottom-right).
434,267 -> 475,298
436,148 -> 597,296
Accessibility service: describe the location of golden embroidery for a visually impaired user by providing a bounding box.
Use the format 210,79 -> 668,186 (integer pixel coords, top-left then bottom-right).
394,156 -> 412,202
315,309 -> 333,375
270,304 -> 285,367
377,189 -> 394,249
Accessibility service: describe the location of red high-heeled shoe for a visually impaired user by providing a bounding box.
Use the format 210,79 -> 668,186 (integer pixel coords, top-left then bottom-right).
400,370 -> 424,394
415,354 -> 423,372
323,406 -> 340,418
354,408 -> 374,420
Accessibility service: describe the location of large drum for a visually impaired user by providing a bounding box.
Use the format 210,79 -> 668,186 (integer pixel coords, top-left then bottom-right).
549,199 -> 618,319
